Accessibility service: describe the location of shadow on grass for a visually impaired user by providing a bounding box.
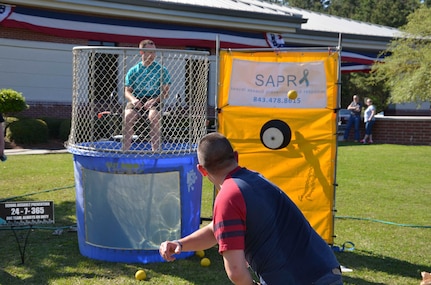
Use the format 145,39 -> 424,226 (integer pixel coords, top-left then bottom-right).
336,250 -> 431,285
337,141 -> 371,147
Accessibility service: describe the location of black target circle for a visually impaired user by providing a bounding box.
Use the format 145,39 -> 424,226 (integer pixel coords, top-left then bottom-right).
260,120 -> 291,150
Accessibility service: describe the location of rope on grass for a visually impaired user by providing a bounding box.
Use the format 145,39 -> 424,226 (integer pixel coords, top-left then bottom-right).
0,224 -> 77,232
336,215 -> 431,229
0,185 -> 75,203
332,241 -> 355,252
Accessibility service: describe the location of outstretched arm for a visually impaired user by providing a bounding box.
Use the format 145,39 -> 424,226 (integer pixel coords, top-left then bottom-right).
159,221 -> 217,261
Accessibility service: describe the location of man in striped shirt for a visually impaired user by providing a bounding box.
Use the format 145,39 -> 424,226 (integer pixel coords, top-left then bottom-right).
160,133 -> 342,285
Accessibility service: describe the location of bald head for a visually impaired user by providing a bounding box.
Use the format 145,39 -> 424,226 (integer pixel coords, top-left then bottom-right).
139,39 -> 155,48
197,133 -> 236,174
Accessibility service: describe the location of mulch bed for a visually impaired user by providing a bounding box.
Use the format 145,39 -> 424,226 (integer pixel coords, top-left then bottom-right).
5,139 -> 66,150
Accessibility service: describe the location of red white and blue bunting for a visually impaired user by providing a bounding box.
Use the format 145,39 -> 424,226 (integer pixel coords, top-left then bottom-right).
0,4 -> 268,48
1,4 -> 384,72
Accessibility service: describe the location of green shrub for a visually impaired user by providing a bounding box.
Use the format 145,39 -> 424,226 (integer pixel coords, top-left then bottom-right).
42,117 -> 63,139
4,116 -> 19,127
59,119 -> 71,141
6,118 -> 49,144
0,89 -> 29,114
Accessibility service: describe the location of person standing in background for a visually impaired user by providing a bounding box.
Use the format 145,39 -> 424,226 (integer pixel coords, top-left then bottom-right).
343,95 -> 362,142
0,113 -> 7,162
360,98 -> 376,144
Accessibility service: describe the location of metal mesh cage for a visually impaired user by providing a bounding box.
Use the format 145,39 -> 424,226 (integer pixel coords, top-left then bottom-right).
67,47 -> 209,157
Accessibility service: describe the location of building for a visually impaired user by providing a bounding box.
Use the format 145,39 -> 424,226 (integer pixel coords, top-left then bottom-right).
0,0 -> 404,118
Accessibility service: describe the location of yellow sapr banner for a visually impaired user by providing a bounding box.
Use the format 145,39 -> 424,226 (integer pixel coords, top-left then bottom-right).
217,50 -> 340,244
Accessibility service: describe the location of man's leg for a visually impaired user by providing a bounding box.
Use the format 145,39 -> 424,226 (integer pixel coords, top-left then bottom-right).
343,116 -> 353,140
148,109 -> 161,151
122,108 -> 139,151
354,116 -> 361,141
0,122 -> 6,161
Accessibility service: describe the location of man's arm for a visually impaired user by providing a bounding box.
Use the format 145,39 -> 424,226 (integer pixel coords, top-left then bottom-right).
144,84 -> 169,109
160,84 -> 169,101
222,250 -> 255,285
125,86 -> 140,105
159,222 -> 217,261
179,221 -> 217,251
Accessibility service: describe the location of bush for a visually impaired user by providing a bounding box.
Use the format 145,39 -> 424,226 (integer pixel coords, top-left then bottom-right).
0,89 -> 28,114
42,117 -> 64,139
59,119 -> 71,141
6,118 -> 49,144
4,116 -> 19,127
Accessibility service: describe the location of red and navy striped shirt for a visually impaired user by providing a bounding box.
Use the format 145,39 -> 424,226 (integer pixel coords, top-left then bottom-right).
213,167 -> 340,284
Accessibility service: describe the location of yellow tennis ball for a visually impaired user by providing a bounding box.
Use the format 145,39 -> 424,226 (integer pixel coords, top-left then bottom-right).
200,257 -> 211,267
195,250 -> 205,258
288,90 -> 298,100
135,269 -> 146,280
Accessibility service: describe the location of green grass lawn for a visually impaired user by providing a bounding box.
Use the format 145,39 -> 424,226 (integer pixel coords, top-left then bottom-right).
0,143 -> 430,284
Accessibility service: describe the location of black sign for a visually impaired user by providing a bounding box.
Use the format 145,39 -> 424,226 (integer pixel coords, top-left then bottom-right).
0,201 -> 54,226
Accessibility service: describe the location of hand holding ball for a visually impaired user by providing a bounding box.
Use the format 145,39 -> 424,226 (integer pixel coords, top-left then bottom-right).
287,90 -> 298,100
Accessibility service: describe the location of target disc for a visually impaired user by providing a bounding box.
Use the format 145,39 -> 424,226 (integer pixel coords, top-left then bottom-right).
260,120 -> 291,150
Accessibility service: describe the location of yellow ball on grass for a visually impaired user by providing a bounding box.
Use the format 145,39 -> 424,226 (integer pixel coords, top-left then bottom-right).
195,250 -> 205,258
135,269 -> 146,280
200,257 -> 211,267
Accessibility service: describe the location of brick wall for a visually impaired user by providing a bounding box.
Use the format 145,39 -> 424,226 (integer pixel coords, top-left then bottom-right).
19,101 -> 72,119
344,116 -> 431,146
372,117 -> 431,145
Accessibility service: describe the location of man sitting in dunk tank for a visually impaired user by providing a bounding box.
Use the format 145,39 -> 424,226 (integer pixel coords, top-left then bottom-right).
123,39 -> 171,151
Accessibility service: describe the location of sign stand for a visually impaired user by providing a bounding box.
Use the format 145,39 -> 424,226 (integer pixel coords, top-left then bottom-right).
0,201 -> 54,264
10,225 -> 33,264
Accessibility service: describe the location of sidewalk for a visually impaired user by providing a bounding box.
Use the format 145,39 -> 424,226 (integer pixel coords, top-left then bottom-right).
4,148 -> 69,155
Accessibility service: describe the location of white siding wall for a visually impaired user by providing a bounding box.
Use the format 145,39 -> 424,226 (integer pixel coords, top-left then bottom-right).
0,39 -> 218,108
0,38 -> 75,103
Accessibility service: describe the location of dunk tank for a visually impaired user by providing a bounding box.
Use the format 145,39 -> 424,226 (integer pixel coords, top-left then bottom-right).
217,48 -> 341,244
67,46 -> 209,263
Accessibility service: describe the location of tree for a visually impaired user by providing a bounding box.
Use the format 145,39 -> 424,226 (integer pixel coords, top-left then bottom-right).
342,73 -> 388,113
262,0 -> 427,109
294,0 -> 422,109
285,0 -> 327,11
370,6 -> 431,105
328,0 -> 420,28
